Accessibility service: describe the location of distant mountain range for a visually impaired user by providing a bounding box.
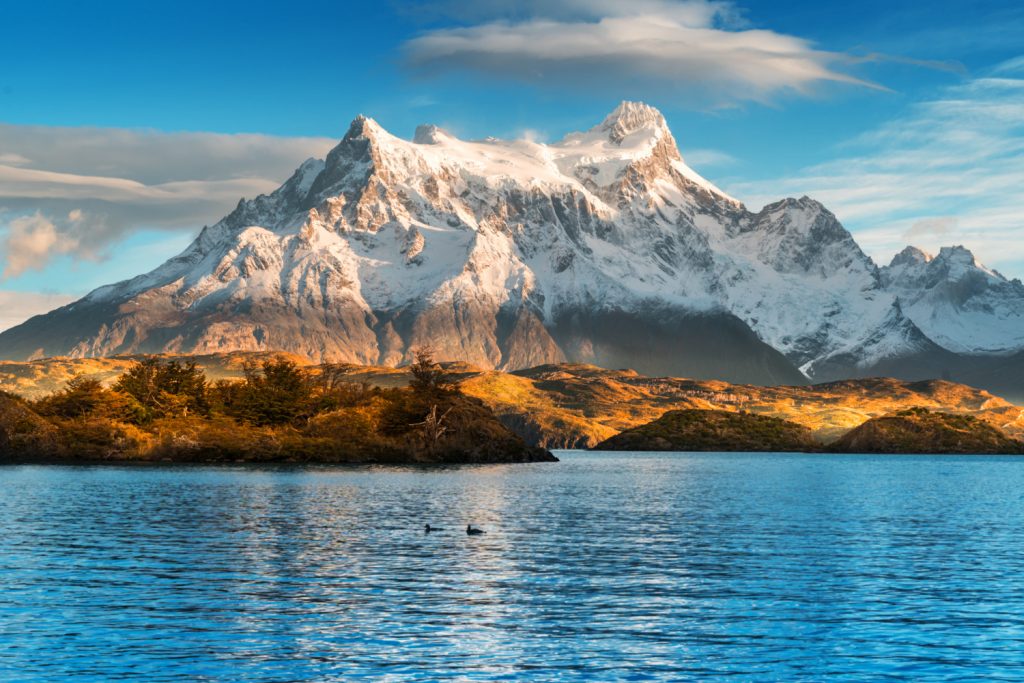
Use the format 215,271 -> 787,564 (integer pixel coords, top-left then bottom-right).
1,102 -> 1022,397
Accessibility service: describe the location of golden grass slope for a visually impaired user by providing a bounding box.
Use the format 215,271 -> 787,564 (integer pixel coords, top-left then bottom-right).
0,352 -> 315,399
0,356 -> 1020,447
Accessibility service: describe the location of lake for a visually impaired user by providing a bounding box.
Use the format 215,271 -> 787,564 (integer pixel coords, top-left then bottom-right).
2,451 -> 1024,680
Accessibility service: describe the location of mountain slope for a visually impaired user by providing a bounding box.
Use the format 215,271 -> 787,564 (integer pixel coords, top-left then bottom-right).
0,101 -> 1020,388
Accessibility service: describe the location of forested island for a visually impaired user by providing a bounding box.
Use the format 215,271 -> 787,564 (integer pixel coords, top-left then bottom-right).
0,351 -> 555,464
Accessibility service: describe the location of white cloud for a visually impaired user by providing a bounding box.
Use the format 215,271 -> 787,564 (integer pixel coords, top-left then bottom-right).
728,63 -> 1024,276
2,213 -> 79,278
404,0 -> 877,106
0,124 -> 337,276
0,290 -> 77,332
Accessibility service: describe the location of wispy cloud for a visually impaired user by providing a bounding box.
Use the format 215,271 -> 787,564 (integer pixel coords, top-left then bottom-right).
0,125 -> 336,277
404,0 -> 880,106
681,148 -> 737,168
729,60 -> 1024,276
0,153 -> 31,166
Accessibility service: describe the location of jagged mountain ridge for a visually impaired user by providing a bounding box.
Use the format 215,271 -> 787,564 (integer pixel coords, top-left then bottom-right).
0,102 -> 1021,390
880,245 -> 1024,355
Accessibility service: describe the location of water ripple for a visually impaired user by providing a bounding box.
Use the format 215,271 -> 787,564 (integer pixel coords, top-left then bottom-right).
2,452 -> 1024,680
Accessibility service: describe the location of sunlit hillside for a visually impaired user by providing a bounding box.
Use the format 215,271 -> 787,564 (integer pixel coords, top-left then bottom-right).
2,354 -> 1020,447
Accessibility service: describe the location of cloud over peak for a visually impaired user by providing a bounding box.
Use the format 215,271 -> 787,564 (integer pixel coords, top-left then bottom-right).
404,0 -> 875,105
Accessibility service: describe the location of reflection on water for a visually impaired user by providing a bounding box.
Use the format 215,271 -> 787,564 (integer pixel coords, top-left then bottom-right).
3,452 -> 1024,680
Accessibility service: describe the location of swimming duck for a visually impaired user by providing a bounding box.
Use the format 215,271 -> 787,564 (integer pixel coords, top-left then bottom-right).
466,525 -> 485,535
424,524 -> 440,533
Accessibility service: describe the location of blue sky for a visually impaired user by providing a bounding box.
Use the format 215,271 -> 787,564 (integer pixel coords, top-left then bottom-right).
1,0 -> 1023,326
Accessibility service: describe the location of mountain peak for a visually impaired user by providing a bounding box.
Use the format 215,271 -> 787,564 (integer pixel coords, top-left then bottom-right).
344,114 -> 385,141
889,246 -> 933,268
933,245 -> 1005,280
597,101 -> 668,144
413,123 -> 450,145
885,244 -> 1003,282
936,245 -> 976,264
881,243 -> 1024,355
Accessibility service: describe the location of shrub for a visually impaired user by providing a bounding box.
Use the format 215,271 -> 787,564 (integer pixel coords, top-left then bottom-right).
0,393 -> 59,458
55,418 -> 151,460
34,376 -> 144,422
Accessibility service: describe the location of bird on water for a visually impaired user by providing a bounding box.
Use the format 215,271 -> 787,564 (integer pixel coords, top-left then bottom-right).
424,524 -> 438,533
466,525 -> 485,535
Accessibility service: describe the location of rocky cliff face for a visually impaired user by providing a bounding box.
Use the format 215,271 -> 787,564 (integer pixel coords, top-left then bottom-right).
1,102 -> 1021,389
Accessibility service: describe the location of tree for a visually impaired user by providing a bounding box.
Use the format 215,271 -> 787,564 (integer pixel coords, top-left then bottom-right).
410,404 -> 452,452
408,347 -> 452,397
378,349 -> 460,440
306,363 -> 376,414
34,376 -> 140,421
317,363 -> 354,393
155,360 -> 209,416
115,358 -> 209,420
227,357 -> 312,426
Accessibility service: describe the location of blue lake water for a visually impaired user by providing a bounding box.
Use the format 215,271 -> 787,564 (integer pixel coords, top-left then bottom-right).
2,451 -> 1024,681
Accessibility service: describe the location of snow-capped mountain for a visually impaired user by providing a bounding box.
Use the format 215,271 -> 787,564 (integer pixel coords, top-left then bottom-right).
0,102 -> 1021,391
881,246 -> 1024,355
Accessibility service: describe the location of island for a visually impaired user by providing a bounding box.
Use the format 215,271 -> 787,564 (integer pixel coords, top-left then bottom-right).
591,409 -> 819,452
0,352 -> 556,465
589,406 -> 1024,454
830,408 -> 1024,454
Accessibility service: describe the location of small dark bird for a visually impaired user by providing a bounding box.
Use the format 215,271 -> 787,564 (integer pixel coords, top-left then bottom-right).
424,524 -> 440,533
466,525 -> 485,535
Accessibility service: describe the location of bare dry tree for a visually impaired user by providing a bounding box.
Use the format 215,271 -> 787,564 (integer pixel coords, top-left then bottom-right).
410,404 -> 452,451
